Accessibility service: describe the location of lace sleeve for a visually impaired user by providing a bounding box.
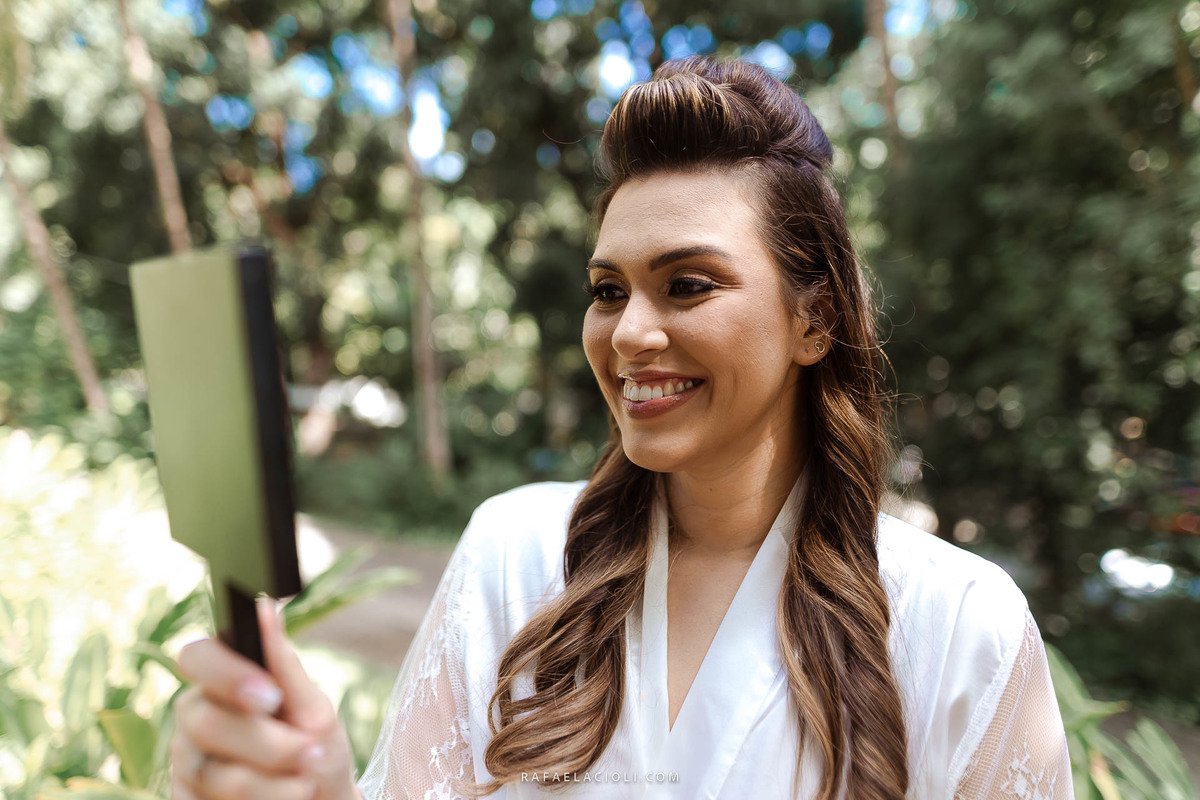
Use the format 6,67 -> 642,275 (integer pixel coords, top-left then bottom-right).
355,514 -> 484,800
951,610 -> 1073,799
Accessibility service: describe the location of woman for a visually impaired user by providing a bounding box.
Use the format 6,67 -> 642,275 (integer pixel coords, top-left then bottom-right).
172,56 -> 1072,799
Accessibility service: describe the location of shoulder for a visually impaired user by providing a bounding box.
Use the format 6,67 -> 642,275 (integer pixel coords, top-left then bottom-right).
462,478 -> 587,559
451,479 -> 587,606
876,510 -> 1029,639
876,512 -> 1036,788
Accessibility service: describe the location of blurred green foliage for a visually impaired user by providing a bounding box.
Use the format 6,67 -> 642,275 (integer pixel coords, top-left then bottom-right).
1048,643 -> 1197,799
851,0 -> 1200,719
0,426 -> 405,798
0,0 -> 1196,741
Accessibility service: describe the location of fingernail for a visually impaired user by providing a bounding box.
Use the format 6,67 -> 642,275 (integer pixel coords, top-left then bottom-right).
239,679 -> 283,715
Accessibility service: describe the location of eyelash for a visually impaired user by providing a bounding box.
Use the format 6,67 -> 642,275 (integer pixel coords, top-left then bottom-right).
583,277 -> 717,304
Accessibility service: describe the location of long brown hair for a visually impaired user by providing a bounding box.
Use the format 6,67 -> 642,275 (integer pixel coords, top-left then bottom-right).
475,56 -> 908,799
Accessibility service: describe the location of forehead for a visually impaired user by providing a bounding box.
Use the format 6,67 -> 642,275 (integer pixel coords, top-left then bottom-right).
594,170 -> 764,260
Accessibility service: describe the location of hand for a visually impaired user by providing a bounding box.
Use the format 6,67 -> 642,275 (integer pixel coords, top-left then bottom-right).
172,597 -> 359,800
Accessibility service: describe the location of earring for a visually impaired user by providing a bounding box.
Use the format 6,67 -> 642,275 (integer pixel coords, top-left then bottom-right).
815,342 -> 825,353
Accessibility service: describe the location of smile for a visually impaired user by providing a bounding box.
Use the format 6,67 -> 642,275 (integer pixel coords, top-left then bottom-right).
621,379 -> 705,420
622,378 -> 700,401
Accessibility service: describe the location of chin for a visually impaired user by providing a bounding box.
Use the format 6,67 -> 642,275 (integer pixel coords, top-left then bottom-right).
620,433 -> 698,474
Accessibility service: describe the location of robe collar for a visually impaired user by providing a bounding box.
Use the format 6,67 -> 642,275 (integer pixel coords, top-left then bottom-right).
631,466 -> 810,797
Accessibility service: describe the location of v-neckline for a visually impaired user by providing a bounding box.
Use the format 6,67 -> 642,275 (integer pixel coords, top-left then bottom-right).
635,467 -> 810,783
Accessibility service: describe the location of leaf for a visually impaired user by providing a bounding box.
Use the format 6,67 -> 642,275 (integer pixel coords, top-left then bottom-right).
60,632 -> 109,733
125,642 -> 186,685
1093,728 -> 1158,799
1045,644 -> 1127,734
26,598 -> 48,672
96,708 -> 157,790
282,545 -> 376,619
1124,719 -> 1195,800
141,588 -> 206,648
1089,749 -> 1122,800
284,567 -> 417,635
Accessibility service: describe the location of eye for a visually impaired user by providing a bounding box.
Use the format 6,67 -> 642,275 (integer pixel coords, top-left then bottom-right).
584,279 -> 624,304
670,277 -> 717,297
583,277 -> 717,305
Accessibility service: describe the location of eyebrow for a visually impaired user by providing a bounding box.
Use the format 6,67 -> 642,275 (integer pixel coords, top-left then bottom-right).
586,245 -> 734,274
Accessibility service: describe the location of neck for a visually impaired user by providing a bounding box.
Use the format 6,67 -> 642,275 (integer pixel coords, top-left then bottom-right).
664,447 -> 809,558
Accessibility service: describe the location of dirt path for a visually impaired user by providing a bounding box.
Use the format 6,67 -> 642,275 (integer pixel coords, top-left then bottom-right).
293,513 -> 1200,788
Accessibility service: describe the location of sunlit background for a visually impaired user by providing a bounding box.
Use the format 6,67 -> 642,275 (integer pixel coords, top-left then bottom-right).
1,0 -> 1198,796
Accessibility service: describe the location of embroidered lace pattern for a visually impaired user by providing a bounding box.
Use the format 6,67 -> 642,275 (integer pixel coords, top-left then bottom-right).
951,610 -> 1072,799
355,519 -> 481,800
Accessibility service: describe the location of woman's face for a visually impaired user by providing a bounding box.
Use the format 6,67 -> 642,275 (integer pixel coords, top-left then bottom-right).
583,169 -> 823,476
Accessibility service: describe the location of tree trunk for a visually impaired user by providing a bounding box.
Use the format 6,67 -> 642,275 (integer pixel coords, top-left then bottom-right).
117,0 -> 192,254
387,0 -> 452,480
0,117 -> 110,417
867,0 -> 904,160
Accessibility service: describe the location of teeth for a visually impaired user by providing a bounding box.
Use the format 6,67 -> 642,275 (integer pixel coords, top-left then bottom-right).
623,378 -> 698,401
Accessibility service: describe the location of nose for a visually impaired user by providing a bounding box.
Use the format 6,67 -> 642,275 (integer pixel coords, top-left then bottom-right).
611,292 -> 669,359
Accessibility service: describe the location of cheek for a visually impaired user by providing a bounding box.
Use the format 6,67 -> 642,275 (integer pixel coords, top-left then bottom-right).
581,311 -> 611,372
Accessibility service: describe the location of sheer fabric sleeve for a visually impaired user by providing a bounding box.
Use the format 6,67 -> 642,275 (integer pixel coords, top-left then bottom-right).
950,609 -> 1073,800
355,505 -> 490,800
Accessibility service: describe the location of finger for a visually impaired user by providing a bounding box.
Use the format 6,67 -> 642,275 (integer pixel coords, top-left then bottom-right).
170,775 -> 201,800
170,729 -> 210,793
177,690 -> 320,775
257,597 -> 336,733
190,755 -> 316,800
177,638 -> 283,717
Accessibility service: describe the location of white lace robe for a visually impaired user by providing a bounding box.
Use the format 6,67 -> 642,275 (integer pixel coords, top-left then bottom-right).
355,473 -> 1072,799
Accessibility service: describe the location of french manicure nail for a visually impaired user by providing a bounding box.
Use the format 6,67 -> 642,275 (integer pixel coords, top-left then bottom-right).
239,680 -> 283,714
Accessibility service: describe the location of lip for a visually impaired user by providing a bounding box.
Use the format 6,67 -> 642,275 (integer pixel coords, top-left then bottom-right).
617,369 -> 705,382
621,379 -> 705,420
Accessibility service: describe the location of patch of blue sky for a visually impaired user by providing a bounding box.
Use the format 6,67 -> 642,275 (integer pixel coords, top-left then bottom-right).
432,152 -> 466,182
350,63 -> 403,115
471,128 -> 496,155
410,88 -> 447,160
285,154 -> 322,195
598,40 -> 635,98
662,25 -> 692,60
777,26 -> 805,55
563,0 -> 594,15
205,95 -> 255,132
163,0 -> 207,35
536,143 -> 561,169
805,22 -> 832,59
284,120 -> 315,152
744,41 -> 795,81
586,97 -> 612,125
662,24 -> 716,61
531,0 -> 559,22
332,31 -> 370,70
629,30 -> 655,59
162,0 -> 201,17
274,14 -> 299,38
618,0 -> 650,35
886,0 -> 928,37
595,18 -> 622,41
289,53 -> 334,99
689,25 -> 715,54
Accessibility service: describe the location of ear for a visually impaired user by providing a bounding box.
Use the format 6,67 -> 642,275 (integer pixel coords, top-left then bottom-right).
791,297 -> 830,367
